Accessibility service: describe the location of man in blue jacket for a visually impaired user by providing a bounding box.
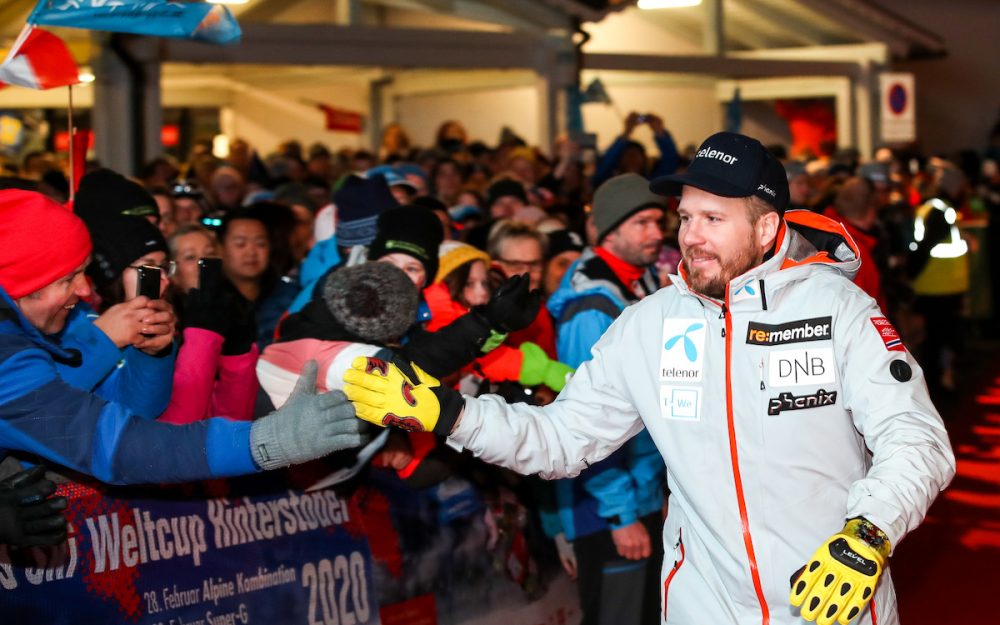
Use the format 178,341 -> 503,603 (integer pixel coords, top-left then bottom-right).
546,173 -> 668,625
0,190 -> 363,486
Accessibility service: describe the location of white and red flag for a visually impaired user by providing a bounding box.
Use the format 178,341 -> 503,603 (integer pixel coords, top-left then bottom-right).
0,26 -> 79,90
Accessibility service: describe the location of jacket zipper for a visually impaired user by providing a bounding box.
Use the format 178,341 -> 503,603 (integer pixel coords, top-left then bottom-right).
662,529 -> 685,622
723,295 -> 771,624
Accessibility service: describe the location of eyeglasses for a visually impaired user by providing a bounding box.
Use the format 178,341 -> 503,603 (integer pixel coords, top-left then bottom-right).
496,257 -> 543,272
129,261 -> 177,277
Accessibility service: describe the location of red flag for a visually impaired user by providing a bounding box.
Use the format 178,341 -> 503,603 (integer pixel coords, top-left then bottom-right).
317,104 -> 365,134
71,128 -> 92,193
0,26 -> 79,90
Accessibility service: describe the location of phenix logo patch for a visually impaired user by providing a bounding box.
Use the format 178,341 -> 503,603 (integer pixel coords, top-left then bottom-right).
767,388 -> 837,415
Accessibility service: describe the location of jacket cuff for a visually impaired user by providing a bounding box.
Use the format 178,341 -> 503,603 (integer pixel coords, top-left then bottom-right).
607,511 -> 638,530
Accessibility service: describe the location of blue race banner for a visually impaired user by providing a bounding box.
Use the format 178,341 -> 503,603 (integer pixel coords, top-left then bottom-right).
28,1 -> 241,45
0,473 -> 377,625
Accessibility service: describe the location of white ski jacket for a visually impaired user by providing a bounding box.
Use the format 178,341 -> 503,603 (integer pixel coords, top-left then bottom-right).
450,210 -> 955,625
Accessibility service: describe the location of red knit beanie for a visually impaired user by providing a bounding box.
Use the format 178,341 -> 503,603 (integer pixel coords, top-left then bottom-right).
0,190 -> 93,299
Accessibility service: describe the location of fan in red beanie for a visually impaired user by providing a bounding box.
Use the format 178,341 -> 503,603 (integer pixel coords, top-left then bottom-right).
0,189 -> 93,333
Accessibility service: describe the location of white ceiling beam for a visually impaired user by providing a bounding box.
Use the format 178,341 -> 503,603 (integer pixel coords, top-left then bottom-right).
234,0 -> 313,22
795,0 -> 941,59
584,52 -> 860,79
161,23 -> 565,72
727,0 -> 827,49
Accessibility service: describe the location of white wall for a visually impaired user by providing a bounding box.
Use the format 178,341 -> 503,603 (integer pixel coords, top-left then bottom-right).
227,82 -> 369,155
580,77 -> 720,153
583,7 -> 702,55
395,84 -> 540,148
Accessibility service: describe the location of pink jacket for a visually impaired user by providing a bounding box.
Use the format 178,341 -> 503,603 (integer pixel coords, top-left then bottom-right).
158,328 -> 258,424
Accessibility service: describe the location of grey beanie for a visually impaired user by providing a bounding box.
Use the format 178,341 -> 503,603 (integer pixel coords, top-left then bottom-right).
592,173 -> 668,242
322,262 -> 418,343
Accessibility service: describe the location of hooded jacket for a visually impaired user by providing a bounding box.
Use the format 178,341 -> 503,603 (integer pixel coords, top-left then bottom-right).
0,287 -> 258,484
450,210 -> 955,625
545,247 -> 666,540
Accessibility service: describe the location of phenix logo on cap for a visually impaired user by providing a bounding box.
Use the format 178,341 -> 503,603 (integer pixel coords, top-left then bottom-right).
649,131 -> 790,214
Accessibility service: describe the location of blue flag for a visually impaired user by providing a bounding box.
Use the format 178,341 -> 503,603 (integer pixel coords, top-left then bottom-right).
28,1 -> 241,45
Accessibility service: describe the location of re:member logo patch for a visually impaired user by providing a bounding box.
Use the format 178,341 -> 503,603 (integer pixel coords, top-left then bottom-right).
746,316 -> 832,346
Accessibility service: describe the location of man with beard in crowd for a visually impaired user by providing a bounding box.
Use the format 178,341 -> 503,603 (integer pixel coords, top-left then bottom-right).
342,132 -> 954,625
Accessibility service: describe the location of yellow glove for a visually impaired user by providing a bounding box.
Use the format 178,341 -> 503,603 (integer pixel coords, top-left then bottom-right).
790,518 -> 891,625
343,357 -> 464,436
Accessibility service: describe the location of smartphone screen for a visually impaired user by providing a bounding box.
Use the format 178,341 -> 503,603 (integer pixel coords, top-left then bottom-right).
136,265 -> 162,300
198,257 -> 223,292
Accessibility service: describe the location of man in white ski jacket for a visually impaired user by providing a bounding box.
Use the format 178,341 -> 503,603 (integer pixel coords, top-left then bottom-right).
342,132 -> 955,625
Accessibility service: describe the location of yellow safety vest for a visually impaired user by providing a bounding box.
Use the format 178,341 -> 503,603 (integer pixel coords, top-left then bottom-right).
911,199 -> 969,296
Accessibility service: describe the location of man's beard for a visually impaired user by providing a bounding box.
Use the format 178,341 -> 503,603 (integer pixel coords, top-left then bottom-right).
616,241 -> 662,267
682,237 -> 760,300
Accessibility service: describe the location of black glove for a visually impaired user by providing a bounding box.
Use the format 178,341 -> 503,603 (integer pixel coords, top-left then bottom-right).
479,273 -> 542,333
184,287 -> 229,336
221,287 -> 257,356
0,466 -> 68,547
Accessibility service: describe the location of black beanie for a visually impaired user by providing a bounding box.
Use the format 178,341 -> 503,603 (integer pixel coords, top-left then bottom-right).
322,262 -> 418,343
486,179 -> 528,208
368,206 -> 444,282
75,169 -> 167,288
75,168 -> 160,223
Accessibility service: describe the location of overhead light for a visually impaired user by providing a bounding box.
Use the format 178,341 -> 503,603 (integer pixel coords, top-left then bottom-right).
78,69 -> 95,83
638,0 -> 703,9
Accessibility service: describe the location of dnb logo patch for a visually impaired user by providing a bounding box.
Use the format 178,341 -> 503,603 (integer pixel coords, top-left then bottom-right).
769,348 -> 836,387
870,317 -> 904,352
746,316 -> 832,346
768,389 -> 838,415
660,318 -> 706,382
660,386 -> 701,421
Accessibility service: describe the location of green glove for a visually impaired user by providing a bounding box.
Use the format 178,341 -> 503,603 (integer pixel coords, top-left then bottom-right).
518,342 -> 574,392
790,517 -> 890,625
250,360 -> 367,470
343,357 -> 464,436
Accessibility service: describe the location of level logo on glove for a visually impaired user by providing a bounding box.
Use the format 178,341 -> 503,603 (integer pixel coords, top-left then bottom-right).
344,357 -> 464,436
790,518 -> 890,625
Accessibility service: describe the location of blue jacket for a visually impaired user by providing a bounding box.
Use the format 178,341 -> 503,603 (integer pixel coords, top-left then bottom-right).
544,248 -> 666,540
0,287 -> 258,485
55,303 -> 174,419
591,131 -> 680,189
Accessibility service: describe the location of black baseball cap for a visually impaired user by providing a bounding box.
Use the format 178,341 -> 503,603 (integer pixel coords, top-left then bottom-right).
650,132 -> 789,214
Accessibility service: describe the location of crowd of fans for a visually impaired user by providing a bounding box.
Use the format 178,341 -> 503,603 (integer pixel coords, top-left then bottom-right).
1,112 -> 999,624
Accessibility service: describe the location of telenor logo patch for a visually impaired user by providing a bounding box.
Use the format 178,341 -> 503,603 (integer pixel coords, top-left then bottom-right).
746,316 -> 832,346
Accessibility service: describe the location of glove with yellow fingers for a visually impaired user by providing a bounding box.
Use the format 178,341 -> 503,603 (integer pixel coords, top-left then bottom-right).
343,357 -> 464,436
790,517 -> 891,625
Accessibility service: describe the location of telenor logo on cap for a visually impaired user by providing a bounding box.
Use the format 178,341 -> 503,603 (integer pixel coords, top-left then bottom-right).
696,148 -> 739,164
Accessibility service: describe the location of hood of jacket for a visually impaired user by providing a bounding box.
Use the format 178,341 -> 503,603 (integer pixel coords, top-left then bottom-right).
0,285 -> 84,366
547,247 -> 656,322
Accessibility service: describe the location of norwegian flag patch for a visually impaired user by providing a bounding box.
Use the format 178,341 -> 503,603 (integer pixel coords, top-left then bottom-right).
870,317 -> 905,352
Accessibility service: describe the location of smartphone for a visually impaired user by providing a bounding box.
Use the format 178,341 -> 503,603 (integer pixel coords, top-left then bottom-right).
136,265 -> 162,300
636,114 -> 648,124
198,257 -> 223,292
